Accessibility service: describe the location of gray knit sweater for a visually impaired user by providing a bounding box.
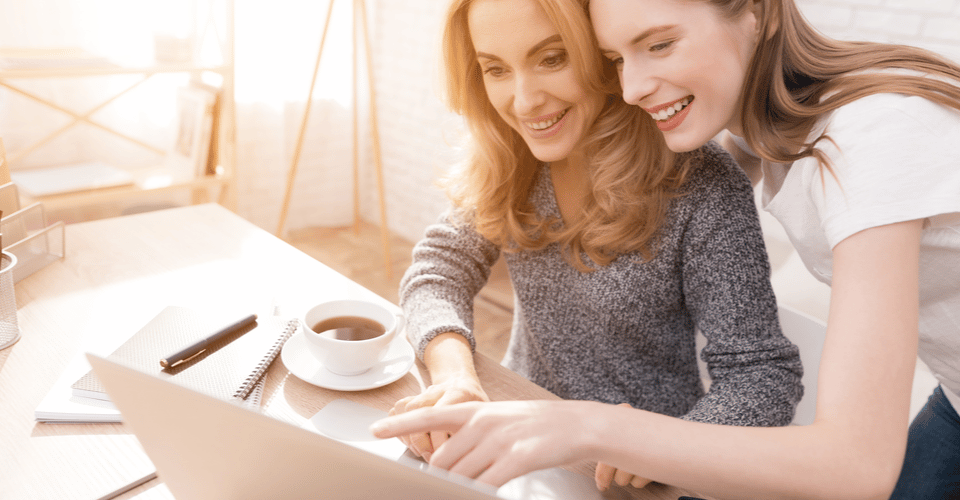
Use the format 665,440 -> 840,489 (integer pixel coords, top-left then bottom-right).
400,142 -> 803,426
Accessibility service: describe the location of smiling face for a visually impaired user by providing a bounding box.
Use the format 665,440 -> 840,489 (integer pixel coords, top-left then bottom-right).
468,0 -> 604,163
590,0 -> 758,152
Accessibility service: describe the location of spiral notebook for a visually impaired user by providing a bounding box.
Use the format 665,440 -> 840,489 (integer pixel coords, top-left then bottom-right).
71,306 -> 298,405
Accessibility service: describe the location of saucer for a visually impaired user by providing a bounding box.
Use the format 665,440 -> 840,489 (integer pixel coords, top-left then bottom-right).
281,329 -> 415,391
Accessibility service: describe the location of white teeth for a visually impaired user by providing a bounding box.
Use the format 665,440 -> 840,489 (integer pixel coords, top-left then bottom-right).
528,109 -> 568,130
649,97 -> 691,122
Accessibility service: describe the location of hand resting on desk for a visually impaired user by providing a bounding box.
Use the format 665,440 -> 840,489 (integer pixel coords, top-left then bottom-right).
388,372 -> 489,461
371,399 -> 647,489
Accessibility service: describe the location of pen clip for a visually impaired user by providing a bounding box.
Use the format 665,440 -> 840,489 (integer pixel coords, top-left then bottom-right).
165,348 -> 207,369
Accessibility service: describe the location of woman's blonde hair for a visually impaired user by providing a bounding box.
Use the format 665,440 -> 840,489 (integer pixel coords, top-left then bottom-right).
441,0 -> 686,270
716,0 -> 960,170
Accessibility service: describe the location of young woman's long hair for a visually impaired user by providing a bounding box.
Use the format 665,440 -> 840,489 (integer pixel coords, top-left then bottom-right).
716,0 -> 960,170
441,0 -> 687,270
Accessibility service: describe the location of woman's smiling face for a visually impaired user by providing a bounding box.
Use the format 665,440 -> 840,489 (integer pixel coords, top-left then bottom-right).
469,0 -> 604,163
590,0 -> 758,152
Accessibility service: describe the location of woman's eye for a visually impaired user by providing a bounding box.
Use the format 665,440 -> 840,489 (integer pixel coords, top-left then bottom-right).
603,54 -> 624,69
541,51 -> 567,68
483,66 -> 506,77
650,40 -> 675,52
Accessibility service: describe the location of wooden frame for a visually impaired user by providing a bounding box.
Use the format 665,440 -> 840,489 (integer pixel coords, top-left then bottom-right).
276,0 -> 393,279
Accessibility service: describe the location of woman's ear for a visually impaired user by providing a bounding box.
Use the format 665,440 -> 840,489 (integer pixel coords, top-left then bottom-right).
752,0 -> 780,41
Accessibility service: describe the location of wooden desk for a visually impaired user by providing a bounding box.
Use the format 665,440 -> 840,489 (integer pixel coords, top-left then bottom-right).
0,204 -> 702,500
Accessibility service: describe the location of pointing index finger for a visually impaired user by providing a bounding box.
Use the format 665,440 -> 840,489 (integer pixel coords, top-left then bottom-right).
370,402 -> 478,438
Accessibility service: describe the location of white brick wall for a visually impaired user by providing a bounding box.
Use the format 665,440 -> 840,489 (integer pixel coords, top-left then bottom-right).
344,0 -> 461,243
797,0 -> 960,61
233,0 -> 460,242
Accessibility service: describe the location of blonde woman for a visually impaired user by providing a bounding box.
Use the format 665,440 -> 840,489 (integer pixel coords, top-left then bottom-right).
386,0 -> 802,484
376,0 -> 960,498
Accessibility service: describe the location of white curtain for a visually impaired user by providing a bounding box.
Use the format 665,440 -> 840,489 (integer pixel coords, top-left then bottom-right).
233,0 -> 359,232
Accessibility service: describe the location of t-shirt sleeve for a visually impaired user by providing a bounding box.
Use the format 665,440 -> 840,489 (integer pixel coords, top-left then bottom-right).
813,94 -> 960,248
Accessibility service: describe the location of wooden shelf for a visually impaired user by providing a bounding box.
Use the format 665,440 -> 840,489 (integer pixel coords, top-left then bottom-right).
21,172 -> 231,213
0,0 -> 236,214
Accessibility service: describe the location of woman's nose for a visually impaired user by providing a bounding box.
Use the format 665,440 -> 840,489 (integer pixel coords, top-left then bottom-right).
620,59 -> 656,106
513,74 -> 547,115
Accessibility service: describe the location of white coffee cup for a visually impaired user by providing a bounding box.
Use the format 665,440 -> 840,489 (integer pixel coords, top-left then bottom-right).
302,299 -> 404,376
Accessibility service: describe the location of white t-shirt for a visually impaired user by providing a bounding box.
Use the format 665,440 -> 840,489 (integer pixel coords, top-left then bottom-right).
749,92 -> 960,411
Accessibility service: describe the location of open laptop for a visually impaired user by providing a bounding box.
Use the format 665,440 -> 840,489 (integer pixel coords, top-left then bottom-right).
87,353 -> 623,500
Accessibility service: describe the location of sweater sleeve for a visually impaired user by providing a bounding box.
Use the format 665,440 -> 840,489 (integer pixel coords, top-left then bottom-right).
399,212 -> 501,361
678,144 -> 804,427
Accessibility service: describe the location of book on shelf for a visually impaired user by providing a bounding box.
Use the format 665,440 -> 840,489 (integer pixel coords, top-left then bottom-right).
166,82 -> 218,182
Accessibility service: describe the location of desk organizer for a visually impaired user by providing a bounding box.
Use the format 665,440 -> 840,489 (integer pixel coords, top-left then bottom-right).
0,182 -> 19,215
1,202 -> 65,283
0,251 -> 19,349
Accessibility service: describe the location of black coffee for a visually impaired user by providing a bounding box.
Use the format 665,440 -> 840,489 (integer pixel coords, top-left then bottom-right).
311,316 -> 386,341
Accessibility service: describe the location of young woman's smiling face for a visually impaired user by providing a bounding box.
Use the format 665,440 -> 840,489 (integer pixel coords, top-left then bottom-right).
469,0 -> 604,163
590,0 -> 758,152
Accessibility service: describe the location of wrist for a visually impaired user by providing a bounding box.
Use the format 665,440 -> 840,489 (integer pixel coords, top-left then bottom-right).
579,401 -> 640,463
577,401 -> 610,459
432,371 -> 484,394
424,332 -> 481,386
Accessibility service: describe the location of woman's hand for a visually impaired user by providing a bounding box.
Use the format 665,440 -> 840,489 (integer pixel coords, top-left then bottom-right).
594,462 -> 651,490
372,399 -> 604,487
594,403 -> 652,491
389,374 -> 489,460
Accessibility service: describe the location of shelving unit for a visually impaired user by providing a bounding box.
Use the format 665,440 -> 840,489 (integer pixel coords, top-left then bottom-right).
0,0 -> 236,215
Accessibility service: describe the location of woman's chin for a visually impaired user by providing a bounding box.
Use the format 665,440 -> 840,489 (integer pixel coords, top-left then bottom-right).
662,131 -> 715,153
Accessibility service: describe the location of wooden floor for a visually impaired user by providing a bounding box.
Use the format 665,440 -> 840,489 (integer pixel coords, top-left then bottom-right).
286,222 -> 514,363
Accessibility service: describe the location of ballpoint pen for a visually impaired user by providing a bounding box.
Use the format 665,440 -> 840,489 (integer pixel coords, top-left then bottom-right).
159,313 -> 258,368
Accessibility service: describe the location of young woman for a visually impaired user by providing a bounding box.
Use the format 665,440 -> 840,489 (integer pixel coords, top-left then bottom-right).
374,0 -> 960,498
385,0 -> 803,485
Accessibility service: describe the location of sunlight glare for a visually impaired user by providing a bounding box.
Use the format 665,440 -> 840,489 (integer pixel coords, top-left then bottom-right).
235,0 -> 353,108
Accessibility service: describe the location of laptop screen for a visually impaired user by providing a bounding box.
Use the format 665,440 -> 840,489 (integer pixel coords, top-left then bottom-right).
87,353 -> 618,500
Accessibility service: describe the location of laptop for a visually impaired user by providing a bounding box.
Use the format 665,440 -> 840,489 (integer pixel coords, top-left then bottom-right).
86,353 -> 620,500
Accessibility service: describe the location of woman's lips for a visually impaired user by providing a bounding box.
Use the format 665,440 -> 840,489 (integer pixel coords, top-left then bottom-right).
645,97 -> 693,132
524,108 -> 570,138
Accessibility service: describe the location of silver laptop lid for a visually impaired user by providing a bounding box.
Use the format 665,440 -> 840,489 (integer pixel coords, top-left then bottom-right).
86,353 -> 502,500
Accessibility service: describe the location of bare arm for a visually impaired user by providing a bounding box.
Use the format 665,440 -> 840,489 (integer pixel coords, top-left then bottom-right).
373,219 -> 923,500
589,219 -> 921,499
